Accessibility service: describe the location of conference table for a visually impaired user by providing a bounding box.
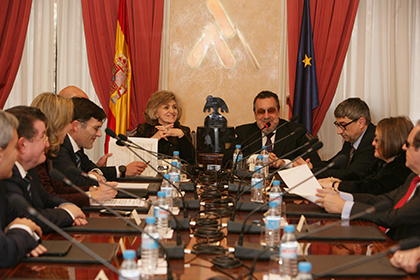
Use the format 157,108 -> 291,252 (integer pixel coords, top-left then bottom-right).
0,179 -> 418,280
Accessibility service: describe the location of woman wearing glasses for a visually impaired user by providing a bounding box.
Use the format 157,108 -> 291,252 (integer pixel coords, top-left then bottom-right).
319,116 -> 413,195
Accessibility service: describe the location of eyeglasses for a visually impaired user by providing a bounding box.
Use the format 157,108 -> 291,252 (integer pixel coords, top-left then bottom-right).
333,118 -> 359,130
79,121 -> 102,133
30,134 -> 49,144
256,108 -> 277,116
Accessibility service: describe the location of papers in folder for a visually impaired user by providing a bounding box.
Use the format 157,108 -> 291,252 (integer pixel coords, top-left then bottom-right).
90,198 -> 147,207
278,164 -> 322,205
107,137 -> 158,177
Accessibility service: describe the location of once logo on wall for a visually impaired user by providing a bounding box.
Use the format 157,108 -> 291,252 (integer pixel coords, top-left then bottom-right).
187,0 -> 260,70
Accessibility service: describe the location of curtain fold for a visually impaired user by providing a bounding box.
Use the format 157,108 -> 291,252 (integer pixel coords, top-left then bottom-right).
0,0 -> 33,109
288,0 -> 359,135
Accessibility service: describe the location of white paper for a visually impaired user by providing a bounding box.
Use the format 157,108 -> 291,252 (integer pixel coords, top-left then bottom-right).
90,198 -> 147,207
117,183 -> 150,189
278,164 -> 321,205
107,137 -> 158,177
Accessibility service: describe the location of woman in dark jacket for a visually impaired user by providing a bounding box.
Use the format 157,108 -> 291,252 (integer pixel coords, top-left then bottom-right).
319,116 -> 413,195
133,90 -> 196,165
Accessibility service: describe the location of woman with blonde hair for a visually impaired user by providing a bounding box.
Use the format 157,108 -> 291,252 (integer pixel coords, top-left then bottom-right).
319,116 -> 413,195
133,90 -> 196,164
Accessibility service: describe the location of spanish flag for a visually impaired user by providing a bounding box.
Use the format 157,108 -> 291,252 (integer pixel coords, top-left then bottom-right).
107,0 -> 131,151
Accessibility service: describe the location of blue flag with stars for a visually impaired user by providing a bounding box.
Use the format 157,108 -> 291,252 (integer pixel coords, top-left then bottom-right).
292,0 -> 319,135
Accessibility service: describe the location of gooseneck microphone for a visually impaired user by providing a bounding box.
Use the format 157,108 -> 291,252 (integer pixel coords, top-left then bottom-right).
9,194 -> 121,276
239,121 -> 271,148
48,169 -> 175,279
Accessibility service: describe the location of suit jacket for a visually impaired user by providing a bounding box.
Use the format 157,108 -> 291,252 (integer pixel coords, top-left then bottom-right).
37,161 -> 90,207
4,165 -> 73,233
314,123 -> 376,179
51,135 -> 116,187
351,172 -> 420,241
222,119 -> 321,166
338,152 -> 411,195
0,186 -> 39,268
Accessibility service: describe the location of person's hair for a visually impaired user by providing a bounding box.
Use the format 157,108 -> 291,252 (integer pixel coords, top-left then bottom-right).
253,91 -> 280,112
143,90 -> 182,125
0,110 -> 19,149
5,106 -> 48,140
31,92 -> 74,156
72,97 -> 106,123
413,120 -> 420,149
376,116 -> 413,159
334,97 -> 371,124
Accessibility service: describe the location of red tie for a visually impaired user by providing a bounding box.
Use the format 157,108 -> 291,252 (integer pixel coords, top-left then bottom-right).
380,175 -> 420,232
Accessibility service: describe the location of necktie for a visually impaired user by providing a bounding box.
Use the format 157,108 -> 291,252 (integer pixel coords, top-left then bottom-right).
380,175 -> 420,232
23,174 -> 32,199
347,146 -> 355,167
265,132 -> 274,153
75,150 -> 82,169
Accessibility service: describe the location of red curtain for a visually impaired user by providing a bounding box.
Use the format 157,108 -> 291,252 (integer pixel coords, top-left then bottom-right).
0,0 -> 32,109
288,0 -> 359,135
81,0 -> 164,129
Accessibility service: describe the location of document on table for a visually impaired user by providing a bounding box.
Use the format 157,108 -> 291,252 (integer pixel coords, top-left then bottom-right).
278,164 -> 321,205
90,198 -> 147,207
117,183 -> 150,189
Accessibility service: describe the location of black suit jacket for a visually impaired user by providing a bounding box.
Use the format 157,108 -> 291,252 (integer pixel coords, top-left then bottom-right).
222,119 -> 321,166
0,186 -> 39,268
351,172 -> 420,241
51,135 -> 117,186
314,123 -> 376,179
4,165 -> 73,233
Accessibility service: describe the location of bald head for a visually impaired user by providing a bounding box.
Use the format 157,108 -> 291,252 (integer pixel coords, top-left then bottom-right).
59,86 -> 89,99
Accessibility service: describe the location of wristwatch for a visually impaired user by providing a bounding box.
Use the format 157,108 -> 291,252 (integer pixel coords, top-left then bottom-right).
119,165 -> 127,178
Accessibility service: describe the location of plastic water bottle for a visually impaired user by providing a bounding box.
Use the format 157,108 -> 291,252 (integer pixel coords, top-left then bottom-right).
233,144 -> 243,170
280,225 -> 298,279
296,262 -> 313,280
160,174 -> 173,210
269,180 -> 282,213
261,145 -> 269,176
169,161 -> 180,201
141,217 -> 159,273
173,151 -> 181,169
251,155 -> 264,203
265,201 -> 280,247
154,191 -> 169,238
119,249 -> 140,280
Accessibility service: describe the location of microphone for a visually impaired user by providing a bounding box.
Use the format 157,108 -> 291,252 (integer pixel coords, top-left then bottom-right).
49,169 -> 182,268
9,194 -> 120,276
239,122 -> 271,148
313,237 -> 420,279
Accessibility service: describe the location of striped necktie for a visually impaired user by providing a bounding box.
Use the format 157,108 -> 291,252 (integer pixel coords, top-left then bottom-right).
75,150 -> 82,169
23,174 -> 32,199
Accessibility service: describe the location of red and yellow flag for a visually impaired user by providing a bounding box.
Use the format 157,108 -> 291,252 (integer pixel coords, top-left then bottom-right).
107,0 -> 131,151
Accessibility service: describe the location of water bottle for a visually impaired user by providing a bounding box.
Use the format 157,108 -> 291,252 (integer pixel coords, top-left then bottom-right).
119,249 -> 140,280
141,217 -> 159,273
233,144 -> 243,170
261,145 -> 269,176
280,225 -> 298,279
173,151 -> 181,169
154,191 -> 169,238
265,201 -> 280,247
160,174 -> 173,210
296,262 -> 313,280
269,180 -> 282,213
169,161 -> 180,201
251,155 -> 264,203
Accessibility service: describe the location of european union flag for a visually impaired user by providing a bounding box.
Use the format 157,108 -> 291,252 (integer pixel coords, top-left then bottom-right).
292,0 -> 319,135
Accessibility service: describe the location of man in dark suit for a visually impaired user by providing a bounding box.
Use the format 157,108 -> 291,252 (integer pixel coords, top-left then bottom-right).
0,110 -> 46,267
222,91 -> 320,168
51,97 -> 146,187
316,122 -> 420,241
312,97 -> 376,179
4,106 -> 87,233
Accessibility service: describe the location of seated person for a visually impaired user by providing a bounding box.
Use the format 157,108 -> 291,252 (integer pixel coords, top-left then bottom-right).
222,90 -> 320,169
316,121 -> 420,241
132,90 -> 196,165
4,106 -> 87,232
319,116 -> 413,195
52,97 -> 146,187
0,110 -> 46,267
312,98 -> 376,179
31,93 -> 117,207
390,245 -> 420,274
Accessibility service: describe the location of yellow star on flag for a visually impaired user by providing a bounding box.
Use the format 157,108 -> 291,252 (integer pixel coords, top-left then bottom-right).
302,54 -> 312,68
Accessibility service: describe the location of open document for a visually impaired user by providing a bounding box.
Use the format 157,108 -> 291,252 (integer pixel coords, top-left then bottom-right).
278,164 -> 322,205
107,137 -> 158,176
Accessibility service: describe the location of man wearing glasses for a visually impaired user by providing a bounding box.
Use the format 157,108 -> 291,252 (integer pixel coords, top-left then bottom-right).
52,98 -> 146,187
313,97 -> 376,179
222,91 -> 320,168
